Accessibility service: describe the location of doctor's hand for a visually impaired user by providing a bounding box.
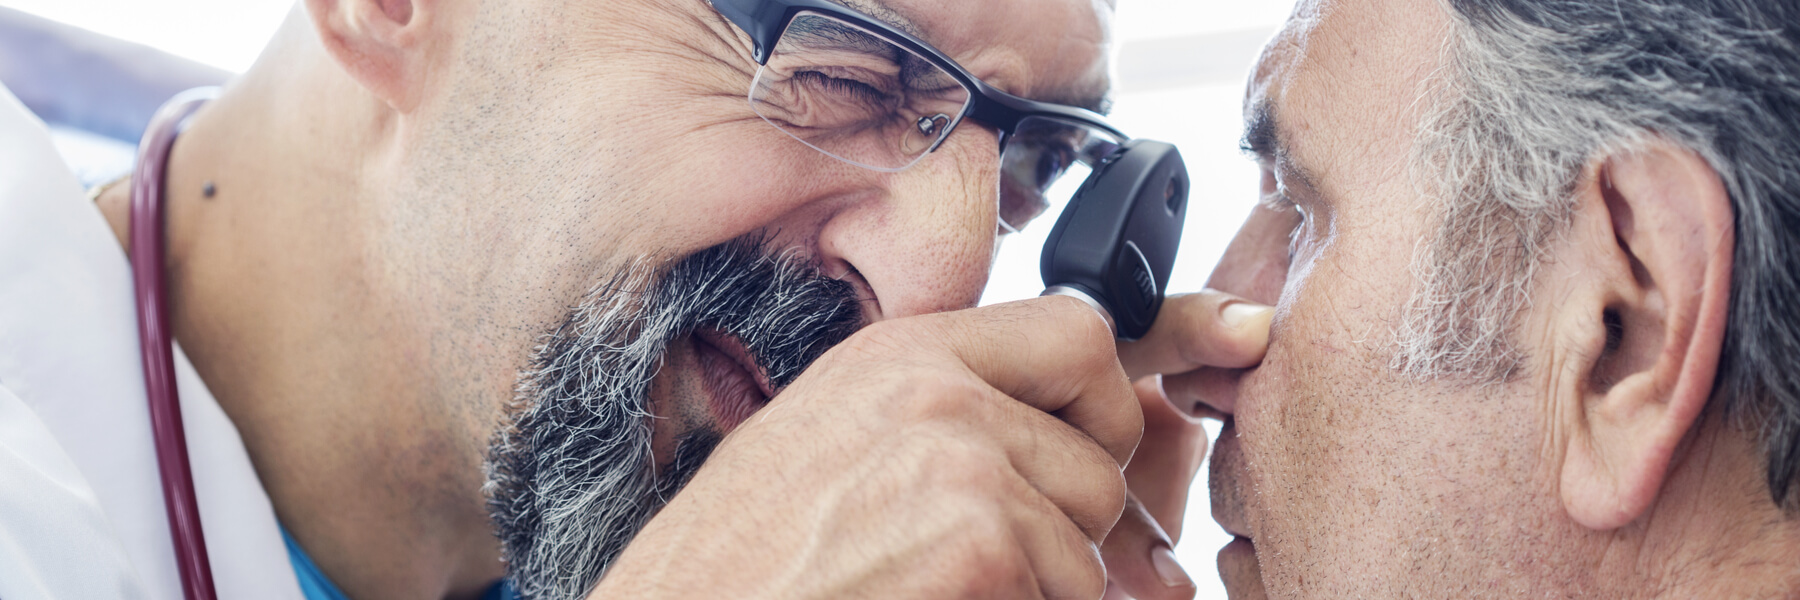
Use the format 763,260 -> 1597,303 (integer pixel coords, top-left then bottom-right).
1102,290 -> 1273,600
591,296 -> 1142,600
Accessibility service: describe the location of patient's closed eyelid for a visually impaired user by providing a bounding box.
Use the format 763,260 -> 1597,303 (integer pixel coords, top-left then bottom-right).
1255,168 -> 1293,211
1257,189 -> 1293,210
1286,203 -> 1310,260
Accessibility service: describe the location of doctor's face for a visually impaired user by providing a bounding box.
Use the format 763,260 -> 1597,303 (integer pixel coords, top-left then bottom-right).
378,0 -> 1114,596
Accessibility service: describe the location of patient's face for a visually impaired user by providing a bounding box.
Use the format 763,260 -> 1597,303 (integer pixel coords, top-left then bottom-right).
1209,0 -> 1594,595
375,0 -> 1113,596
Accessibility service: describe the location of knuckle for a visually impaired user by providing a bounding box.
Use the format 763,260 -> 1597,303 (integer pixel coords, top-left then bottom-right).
949,531 -> 1030,594
895,376 -> 993,426
1116,398 -> 1147,447
1064,549 -> 1107,600
1094,466 -> 1128,528
1067,455 -> 1129,539
1046,294 -> 1116,349
1079,384 -> 1145,463
931,436 -> 1012,490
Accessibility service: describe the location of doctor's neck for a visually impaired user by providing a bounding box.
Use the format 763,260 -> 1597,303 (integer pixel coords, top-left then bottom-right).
91,5 -> 508,600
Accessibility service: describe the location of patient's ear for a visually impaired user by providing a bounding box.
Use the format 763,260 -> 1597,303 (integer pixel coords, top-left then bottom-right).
305,0 -> 437,110
1556,139 -> 1734,531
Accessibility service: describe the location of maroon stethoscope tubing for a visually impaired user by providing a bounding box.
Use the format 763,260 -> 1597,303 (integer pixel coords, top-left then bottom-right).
129,89 -> 219,600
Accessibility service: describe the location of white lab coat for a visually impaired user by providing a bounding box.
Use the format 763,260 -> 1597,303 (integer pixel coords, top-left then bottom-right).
0,82 -> 304,600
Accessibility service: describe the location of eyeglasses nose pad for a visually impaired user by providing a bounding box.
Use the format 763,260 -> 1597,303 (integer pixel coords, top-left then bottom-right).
916,114 -> 950,137
903,113 -> 954,157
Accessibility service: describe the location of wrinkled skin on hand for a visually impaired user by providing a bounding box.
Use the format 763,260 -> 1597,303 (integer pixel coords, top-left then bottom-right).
593,288 -> 1271,600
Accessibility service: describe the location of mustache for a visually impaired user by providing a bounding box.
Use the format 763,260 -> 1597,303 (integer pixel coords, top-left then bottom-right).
669,239 -> 866,390
486,235 -> 863,600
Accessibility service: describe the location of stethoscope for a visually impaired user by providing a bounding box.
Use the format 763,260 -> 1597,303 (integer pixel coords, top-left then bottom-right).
130,88 -> 219,600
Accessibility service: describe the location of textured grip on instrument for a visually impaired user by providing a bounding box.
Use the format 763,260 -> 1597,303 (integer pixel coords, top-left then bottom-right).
1040,139 -> 1188,341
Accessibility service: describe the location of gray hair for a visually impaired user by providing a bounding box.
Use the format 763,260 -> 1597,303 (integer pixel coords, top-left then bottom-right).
1397,0 -> 1800,508
485,237 -> 863,599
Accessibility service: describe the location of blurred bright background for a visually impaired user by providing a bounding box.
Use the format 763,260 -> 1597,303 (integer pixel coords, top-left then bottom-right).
0,0 -> 1293,596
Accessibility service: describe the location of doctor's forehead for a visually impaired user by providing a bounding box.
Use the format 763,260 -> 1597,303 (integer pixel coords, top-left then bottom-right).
851,0 -> 1115,110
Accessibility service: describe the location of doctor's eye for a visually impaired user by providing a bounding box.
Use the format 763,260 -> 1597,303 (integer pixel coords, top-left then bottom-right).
793,70 -> 895,108
1031,145 -> 1076,190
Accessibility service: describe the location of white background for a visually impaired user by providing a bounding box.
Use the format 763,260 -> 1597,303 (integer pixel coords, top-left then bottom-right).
5,0 -> 1296,596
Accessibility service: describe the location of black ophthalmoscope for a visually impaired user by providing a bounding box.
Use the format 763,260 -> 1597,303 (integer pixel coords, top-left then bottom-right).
1040,140 -> 1189,341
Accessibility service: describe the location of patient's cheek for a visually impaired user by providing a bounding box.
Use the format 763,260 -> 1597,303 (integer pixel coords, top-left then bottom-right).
1235,267 -> 1367,474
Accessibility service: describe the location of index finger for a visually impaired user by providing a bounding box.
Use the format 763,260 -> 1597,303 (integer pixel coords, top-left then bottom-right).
1116,289 -> 1273,380
876,295 -> 1141,465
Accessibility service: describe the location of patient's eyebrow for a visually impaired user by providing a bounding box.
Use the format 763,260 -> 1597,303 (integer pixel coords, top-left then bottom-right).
1241,99 -> 1320,192
1241,100 -> 1280,161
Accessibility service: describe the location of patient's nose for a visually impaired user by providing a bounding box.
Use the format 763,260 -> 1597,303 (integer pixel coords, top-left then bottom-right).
1207,205 -> 1297,306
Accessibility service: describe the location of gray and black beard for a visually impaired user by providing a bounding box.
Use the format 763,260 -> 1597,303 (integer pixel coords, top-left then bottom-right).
484,237 -> 864,600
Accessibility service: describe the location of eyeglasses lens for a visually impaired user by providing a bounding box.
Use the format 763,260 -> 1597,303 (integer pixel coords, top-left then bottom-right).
998,116 -> 1124,233
750,12 -> 973,172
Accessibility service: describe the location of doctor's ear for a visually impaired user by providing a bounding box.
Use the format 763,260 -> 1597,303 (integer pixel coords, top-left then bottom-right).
304,0 -> 443,111
1553,139 -> 1735,531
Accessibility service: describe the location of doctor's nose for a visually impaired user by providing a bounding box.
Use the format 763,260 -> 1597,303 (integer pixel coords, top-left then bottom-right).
818,128 -> 1004,322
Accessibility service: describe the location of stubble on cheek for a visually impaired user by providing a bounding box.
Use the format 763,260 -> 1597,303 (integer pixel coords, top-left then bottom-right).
1232,295 -> 1410,595
1238,295 -> 1567,597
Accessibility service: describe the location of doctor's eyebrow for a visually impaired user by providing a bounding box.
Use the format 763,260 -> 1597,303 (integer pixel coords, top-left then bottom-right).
839,0 -> 926,38
1040,86 -> 1114,116
838,0 -> 1112,114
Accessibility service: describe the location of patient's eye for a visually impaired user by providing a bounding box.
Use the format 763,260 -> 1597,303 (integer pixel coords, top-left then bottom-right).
1263,188 -> 1297,211
1286,200 -> 1310,261
1256,168 -> 1284,209
1255,167 -> 1306,264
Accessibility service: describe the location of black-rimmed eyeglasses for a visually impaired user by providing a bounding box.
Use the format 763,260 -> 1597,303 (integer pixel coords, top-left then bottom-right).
709,0 -> 1130,233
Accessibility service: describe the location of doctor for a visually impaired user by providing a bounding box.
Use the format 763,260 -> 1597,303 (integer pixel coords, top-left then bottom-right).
0,0 -> 1272,599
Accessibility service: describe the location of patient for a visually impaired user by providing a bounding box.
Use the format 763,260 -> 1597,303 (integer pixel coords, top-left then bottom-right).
1196,0 -> 1800,596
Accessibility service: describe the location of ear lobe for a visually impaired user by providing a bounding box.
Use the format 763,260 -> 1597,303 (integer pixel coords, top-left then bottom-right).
305,0 -> 431,111
1557,140 -> 1735,531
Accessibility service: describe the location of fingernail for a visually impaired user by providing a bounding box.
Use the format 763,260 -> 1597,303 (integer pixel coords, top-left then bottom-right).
1150,544 -> 1193,588
1221,302 -> 1274,332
